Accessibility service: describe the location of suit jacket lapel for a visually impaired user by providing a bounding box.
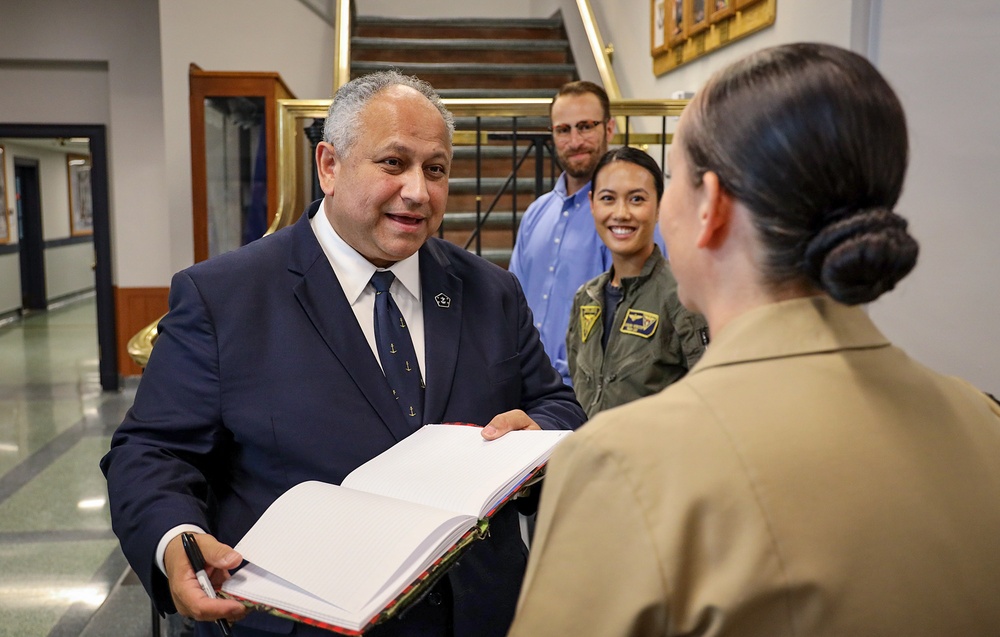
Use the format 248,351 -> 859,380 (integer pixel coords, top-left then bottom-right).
420,240 -> 463,424
287,207 -> 415,442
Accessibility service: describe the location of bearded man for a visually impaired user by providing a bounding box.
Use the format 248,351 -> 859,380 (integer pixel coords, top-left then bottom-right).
510,81 -> 665,386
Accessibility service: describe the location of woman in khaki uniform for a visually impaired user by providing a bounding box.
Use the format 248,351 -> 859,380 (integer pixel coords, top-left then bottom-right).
508,43 -> 1000,637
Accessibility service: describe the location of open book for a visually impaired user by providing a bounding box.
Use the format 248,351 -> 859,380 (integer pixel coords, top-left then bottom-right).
220,423 -> 572,634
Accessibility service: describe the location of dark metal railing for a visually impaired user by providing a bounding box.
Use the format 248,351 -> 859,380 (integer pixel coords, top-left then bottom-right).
457,123 -> 556,253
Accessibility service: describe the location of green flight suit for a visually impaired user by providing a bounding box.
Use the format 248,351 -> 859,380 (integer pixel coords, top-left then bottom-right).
566,246 -> 708,417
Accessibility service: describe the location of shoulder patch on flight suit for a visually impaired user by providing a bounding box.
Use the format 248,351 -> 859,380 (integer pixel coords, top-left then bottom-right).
620,309 -> 659,338
580,305 -> 601,343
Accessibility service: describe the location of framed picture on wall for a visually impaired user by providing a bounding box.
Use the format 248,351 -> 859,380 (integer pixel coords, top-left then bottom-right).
67,154 -> 93,236
710,0 -> 735,22
653,0 -> 776,75
668,0 -> 685,44
651,0 -> 668,54
0,144 -> 8,244
687,0 -> 710,35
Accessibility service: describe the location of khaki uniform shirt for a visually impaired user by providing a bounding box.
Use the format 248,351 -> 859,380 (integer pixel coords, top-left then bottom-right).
510,296 -> 1000,637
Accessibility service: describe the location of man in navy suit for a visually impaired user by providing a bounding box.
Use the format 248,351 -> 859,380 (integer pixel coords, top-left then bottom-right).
101,71 -> 586,637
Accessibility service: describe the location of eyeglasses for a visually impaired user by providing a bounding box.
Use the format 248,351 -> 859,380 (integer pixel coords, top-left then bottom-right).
550,119 -> 607,138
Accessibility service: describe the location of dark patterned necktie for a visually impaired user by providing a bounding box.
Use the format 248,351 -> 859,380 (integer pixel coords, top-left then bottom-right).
370,270 -> 424,425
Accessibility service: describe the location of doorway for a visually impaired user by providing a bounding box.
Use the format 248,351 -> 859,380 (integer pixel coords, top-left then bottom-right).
14,158 -> 46,311
0,124 -> 117,390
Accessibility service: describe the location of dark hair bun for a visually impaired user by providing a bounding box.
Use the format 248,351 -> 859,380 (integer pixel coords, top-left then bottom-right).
803,208 -> 919,305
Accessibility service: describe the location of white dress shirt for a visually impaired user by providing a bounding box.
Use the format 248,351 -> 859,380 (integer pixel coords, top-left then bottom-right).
310,200 -> 426,376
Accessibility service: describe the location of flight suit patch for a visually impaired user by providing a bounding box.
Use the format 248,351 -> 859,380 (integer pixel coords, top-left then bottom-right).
620,309 -> 659,338
580,305 -> 601,343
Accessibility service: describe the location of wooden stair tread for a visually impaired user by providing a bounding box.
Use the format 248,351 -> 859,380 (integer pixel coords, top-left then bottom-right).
352,37 -> 570,51
437,88 -> 559,98
352,61 -> 576,74
354,16 -> 563,29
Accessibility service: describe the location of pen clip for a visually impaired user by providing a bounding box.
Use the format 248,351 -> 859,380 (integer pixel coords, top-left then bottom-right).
181,532 -> 206,572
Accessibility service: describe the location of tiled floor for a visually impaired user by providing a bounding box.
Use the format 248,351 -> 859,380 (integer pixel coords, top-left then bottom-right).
0,294 -> 154,637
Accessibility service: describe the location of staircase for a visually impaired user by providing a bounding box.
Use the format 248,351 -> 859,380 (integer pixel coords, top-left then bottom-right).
351,15 -> 580,265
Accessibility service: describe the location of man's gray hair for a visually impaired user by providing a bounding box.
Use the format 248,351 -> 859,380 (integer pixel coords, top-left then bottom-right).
323,70 -> 455,155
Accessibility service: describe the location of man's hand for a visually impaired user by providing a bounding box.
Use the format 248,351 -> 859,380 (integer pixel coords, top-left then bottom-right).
482,409 -> 541,440
164,532 -> 249,624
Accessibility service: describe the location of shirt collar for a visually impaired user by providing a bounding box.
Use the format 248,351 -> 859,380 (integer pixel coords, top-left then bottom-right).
691,296 -> 890,375
555,173 -> 593,203
310,199 -> 421,305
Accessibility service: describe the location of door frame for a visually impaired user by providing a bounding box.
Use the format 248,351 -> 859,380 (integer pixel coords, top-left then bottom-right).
0,124 -> 117,391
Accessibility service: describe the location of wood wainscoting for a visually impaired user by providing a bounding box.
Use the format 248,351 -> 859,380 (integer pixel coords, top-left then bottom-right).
114,286 -> 169,376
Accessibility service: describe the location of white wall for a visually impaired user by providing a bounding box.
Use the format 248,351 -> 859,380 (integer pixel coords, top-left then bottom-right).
1,139 -> 15,243
0,142 -> 17,315
530,0 -> 602,87
157,0 -> 335,274
0,254 -> 19,314
599,0 -> 853,98
0,62 -> 109,310
0,0 -> 168,288
45,243 -> 94,300
0,61 -> 111,124
31,145 -> 72,240
586,0 -> 999,390
868,0 -> 1000,391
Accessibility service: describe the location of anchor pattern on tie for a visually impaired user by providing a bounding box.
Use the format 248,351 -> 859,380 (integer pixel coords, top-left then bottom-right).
371,270 -> 424,424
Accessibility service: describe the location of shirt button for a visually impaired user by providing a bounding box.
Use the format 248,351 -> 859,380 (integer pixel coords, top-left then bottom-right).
563,211 -> 569,217
554,238 -> 560,244
543,294 -> 549,300
549,266 -> 555,272
535,322 -> 542,328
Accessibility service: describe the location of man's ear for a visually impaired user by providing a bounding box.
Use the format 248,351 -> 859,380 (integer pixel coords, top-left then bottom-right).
315,142 -> 338,197
604,117 -> 616,143
695,171 -> 730,249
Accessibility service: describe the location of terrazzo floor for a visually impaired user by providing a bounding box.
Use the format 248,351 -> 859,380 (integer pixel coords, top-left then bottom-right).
0,294 -> 158,637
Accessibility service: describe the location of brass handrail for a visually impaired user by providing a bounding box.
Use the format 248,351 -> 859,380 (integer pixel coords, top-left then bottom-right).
332,0 -> 352,92
575,0 -> 627,133
575,0 -> 622,100
126,316 -> 158,369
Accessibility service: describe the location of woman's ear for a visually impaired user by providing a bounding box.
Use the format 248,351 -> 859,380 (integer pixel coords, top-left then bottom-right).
695,171 -> 731,249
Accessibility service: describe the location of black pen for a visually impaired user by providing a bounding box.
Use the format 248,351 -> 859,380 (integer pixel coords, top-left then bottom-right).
181,532 -> 233,637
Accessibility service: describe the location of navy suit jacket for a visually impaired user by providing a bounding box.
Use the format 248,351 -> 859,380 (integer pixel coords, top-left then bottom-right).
101,200 -> 586,636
